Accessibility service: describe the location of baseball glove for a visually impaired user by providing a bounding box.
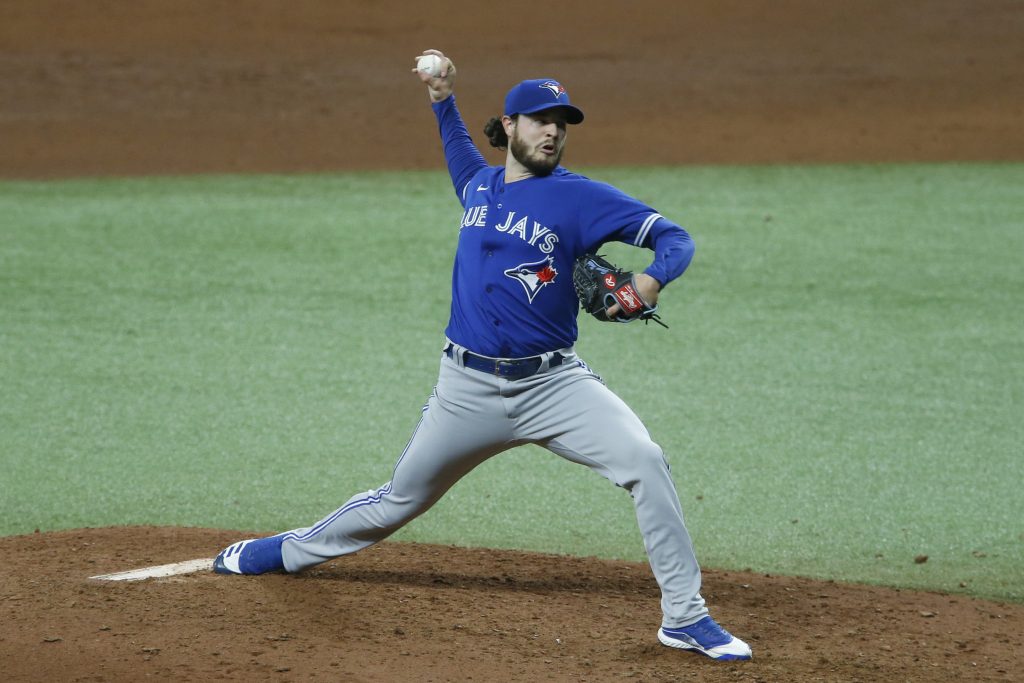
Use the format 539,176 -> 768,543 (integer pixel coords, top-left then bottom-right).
572,253 -> 667,327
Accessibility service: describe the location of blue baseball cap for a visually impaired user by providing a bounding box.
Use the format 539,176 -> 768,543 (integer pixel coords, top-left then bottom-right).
504,79 -> 585,124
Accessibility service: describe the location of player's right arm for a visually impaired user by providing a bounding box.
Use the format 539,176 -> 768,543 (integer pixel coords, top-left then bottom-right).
413,50 -> 488,206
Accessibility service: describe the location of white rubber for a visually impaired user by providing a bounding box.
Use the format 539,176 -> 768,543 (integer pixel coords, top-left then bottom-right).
89,558 -> 215,582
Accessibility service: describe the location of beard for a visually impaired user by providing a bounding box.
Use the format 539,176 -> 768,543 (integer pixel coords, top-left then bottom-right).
509,130 -> 564,177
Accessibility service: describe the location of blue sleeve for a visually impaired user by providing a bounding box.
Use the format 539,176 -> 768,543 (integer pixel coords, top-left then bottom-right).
432,95 -> 488,207
576,180 -> 694,287
642,217 -> 695,287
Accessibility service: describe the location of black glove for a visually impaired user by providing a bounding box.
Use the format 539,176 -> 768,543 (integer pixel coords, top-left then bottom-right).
572,253 -> 666,327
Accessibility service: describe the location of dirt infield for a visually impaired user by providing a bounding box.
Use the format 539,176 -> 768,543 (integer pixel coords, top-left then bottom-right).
2,0 -> 1022,178
2,1 -> 1023,681
2,528 -> 1022,682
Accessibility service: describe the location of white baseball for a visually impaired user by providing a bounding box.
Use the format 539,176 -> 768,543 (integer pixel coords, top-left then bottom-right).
416,54 -> 443,78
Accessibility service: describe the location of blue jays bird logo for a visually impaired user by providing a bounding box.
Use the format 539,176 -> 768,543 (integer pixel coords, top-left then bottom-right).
504,257 -> 558,303
540,81 -> 567,99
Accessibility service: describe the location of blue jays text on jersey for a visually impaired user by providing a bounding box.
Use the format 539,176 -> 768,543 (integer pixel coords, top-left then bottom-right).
461,206 -> 560,254
433,95 -> 695,359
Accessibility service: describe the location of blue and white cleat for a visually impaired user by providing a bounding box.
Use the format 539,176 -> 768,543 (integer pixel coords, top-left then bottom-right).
658,616 -> 753,661
213,535 -> 286,575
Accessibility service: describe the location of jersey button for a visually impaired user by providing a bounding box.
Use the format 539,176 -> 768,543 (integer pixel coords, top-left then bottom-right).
493,319 -> 501,326
485,285 -> 493,293
487,250 -> 494,257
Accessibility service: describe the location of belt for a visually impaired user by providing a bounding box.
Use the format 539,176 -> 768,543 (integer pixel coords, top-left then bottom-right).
445,345 -> 564,380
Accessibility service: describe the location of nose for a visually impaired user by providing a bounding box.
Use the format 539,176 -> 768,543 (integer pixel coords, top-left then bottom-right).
544,121 -> 564,138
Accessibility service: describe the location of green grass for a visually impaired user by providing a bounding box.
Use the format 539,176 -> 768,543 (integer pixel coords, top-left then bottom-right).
1,163 -> 1021,603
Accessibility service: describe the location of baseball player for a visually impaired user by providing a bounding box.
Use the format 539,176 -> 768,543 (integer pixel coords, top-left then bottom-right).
214,49 -> 752,661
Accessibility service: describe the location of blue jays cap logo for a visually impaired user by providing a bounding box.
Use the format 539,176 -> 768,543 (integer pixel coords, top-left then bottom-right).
540,81 -> 567,99
504,257 -> 558,303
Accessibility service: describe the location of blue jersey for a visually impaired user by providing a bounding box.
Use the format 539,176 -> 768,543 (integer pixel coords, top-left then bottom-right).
433,95 -> 695,358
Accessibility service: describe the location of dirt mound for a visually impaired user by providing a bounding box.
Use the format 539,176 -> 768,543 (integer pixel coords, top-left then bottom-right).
1,527 -> 1021,682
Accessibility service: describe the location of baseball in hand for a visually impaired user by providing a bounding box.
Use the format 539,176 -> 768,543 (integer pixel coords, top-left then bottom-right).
416,54 -> 443,78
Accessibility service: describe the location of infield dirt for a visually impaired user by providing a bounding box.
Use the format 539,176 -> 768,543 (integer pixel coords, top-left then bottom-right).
2,0 -> 1023,178
2,1 -> 1023,681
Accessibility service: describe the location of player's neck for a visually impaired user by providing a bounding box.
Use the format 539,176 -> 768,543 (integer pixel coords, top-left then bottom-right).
504,153 -> 534,183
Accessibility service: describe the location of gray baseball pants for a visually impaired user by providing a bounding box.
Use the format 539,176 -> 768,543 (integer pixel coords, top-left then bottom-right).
279,340 -> 709,628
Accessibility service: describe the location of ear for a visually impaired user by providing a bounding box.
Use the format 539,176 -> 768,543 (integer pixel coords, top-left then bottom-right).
501,115 -> 516,136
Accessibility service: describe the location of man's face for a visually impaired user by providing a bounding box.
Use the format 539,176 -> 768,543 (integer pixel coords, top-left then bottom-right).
506,110 -> 569,176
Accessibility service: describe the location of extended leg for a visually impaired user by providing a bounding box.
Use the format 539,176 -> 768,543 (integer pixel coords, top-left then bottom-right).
281,361 -> 514,570
215,358 -> 514,574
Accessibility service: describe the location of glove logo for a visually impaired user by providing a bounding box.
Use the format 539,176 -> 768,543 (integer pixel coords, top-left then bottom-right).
504,257 -> 558,303
603,274 -> 616,289
614,283 -> 643,313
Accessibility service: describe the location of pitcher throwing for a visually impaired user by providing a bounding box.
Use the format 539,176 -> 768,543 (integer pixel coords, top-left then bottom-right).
214,48 -> 752,662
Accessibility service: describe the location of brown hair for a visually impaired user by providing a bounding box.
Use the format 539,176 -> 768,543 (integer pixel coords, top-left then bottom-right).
484,115 -> 515,150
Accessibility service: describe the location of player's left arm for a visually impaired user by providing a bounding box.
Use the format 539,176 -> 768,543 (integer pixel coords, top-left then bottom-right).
641,217 -> 695,292
607,216 -> 694,316
576,181 -> 695,315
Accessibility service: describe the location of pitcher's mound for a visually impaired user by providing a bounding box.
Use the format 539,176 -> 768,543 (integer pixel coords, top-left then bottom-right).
1,527 -> 1021,682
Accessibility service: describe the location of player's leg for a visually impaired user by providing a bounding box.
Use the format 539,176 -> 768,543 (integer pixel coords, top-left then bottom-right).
279,356 -> 517,571
511,360 -> 750,658
515,364 -> 706,622
216,356 -> 514,574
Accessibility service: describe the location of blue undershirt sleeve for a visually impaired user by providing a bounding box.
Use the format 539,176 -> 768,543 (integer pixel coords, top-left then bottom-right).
432,95 -> 488,206
642,217 -> 695,287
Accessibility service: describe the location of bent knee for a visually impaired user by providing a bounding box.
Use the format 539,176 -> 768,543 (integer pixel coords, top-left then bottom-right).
616,441 -> 672,488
